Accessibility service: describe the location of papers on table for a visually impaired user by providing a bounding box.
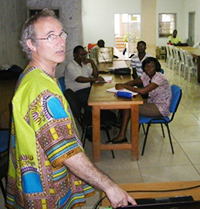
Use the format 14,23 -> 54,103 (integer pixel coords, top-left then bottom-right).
101,75 -> 113,83
107,67 -> 115,70
107,87 -> 138,96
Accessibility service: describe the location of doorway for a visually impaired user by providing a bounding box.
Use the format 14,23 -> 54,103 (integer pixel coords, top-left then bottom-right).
188,12 -> 195,46
114,14 -> 141,58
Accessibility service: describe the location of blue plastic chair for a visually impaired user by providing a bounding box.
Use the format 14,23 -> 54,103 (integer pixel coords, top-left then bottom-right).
0,130 -> 9,153
160,68 -> 164,74
0,129 -> 10,202
139,85 -> 182,155
58,76 -> 66,93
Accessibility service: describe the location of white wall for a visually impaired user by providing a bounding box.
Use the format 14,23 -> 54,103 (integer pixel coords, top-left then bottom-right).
82,0 -> 141,48
82,0 -> 200,48
156,0 -> 187,46
183,0 -> 200,44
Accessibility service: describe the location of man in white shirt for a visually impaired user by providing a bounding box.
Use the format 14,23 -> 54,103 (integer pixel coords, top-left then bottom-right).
131,41 -> 151,79
64,45 -> 104,109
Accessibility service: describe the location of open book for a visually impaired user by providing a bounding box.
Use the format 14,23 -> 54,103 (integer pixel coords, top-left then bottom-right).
102,75 -> 113,83
95,76 -> 113,83
107,87 -> 138,96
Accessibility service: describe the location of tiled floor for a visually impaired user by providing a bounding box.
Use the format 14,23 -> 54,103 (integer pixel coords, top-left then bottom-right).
1,59 -> 200,208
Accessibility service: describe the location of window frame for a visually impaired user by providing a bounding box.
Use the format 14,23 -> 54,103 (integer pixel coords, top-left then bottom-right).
158,13 -> 176,38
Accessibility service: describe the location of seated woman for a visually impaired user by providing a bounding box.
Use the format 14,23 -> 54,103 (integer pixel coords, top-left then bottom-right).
112,57 -> 172,143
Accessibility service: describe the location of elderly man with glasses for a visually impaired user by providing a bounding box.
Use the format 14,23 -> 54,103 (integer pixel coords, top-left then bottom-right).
6,9 -> 136,209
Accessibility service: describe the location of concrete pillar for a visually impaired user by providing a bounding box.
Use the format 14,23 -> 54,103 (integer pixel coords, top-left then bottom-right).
141,0 -> 156,57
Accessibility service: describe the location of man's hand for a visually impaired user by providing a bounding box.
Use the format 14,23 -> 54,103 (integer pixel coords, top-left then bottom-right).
115,83 -> 124,90
94,76 -> 105,83
132,68 -> 138,79
64,152 -> 137,208
83,57 -> 99,78
83,58 -> 93,65
105,184 -> 137,208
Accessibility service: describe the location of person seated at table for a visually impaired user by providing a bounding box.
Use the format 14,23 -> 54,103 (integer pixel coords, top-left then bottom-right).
89,39 -> 105,60
64,45 -> 104,110
111,57 -> 172,144
131,41 -> 151,79
168,29 -> 181,45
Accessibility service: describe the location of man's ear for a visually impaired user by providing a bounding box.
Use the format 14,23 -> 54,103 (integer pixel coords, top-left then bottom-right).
26,39 -> 36,52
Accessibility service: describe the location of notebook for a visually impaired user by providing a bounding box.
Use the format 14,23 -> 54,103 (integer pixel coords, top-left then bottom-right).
107,87 -> 138,96
101,76 -> 113,83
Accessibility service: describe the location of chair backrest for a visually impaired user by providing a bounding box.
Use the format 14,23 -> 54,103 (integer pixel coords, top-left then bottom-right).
179,49 -> 185,63
64,89 -> 82,122
179,49 -> 185,64
169,85 -> 182,115
58,76 -> 65,93
169,45 -> 175,59
174,47 -> 180,62
193,42 -> 200,49
160,69 -> 164,74
0,130 -> 10,153
183,50 -> 195,67
166,45 -> 170,58
97,47 -> 113,63
88,43 -> 97,52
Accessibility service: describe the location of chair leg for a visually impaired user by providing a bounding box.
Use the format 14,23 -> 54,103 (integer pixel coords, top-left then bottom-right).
0,179 -> 6,202
81,129 -> 84,142
141,123 -> 151,156
139,123 -> 146,134
165,124 -> 174,154
184,66 -> 187,79
104,127 -> 115,158
82,128 -> 87,147
160,124 -> 165,137
142,124 -> 145,134
178,64 -> 182,76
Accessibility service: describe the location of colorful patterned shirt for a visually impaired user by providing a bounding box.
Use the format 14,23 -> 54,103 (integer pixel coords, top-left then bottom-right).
141,72 -> 172,116
6,66 -> 95,209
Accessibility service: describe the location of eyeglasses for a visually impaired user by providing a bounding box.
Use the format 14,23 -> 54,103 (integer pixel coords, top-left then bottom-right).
36,31 -> 68,43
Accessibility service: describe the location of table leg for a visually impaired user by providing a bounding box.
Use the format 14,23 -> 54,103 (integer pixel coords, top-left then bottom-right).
130,105 -> 139,161
197,57 -> 200,84
92,106 -> 101,162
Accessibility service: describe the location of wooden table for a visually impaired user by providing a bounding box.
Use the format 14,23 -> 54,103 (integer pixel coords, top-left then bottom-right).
177,46 -> 200,83
101,181 -> 200,206
88,60 -> 143,162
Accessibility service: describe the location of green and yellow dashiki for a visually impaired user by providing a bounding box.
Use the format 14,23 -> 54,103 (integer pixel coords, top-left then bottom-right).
6,66 -> 95,209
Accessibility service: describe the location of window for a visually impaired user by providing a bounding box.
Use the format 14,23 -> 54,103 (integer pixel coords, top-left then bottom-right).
159,13 -> 176,37
114,13 -> 141,57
